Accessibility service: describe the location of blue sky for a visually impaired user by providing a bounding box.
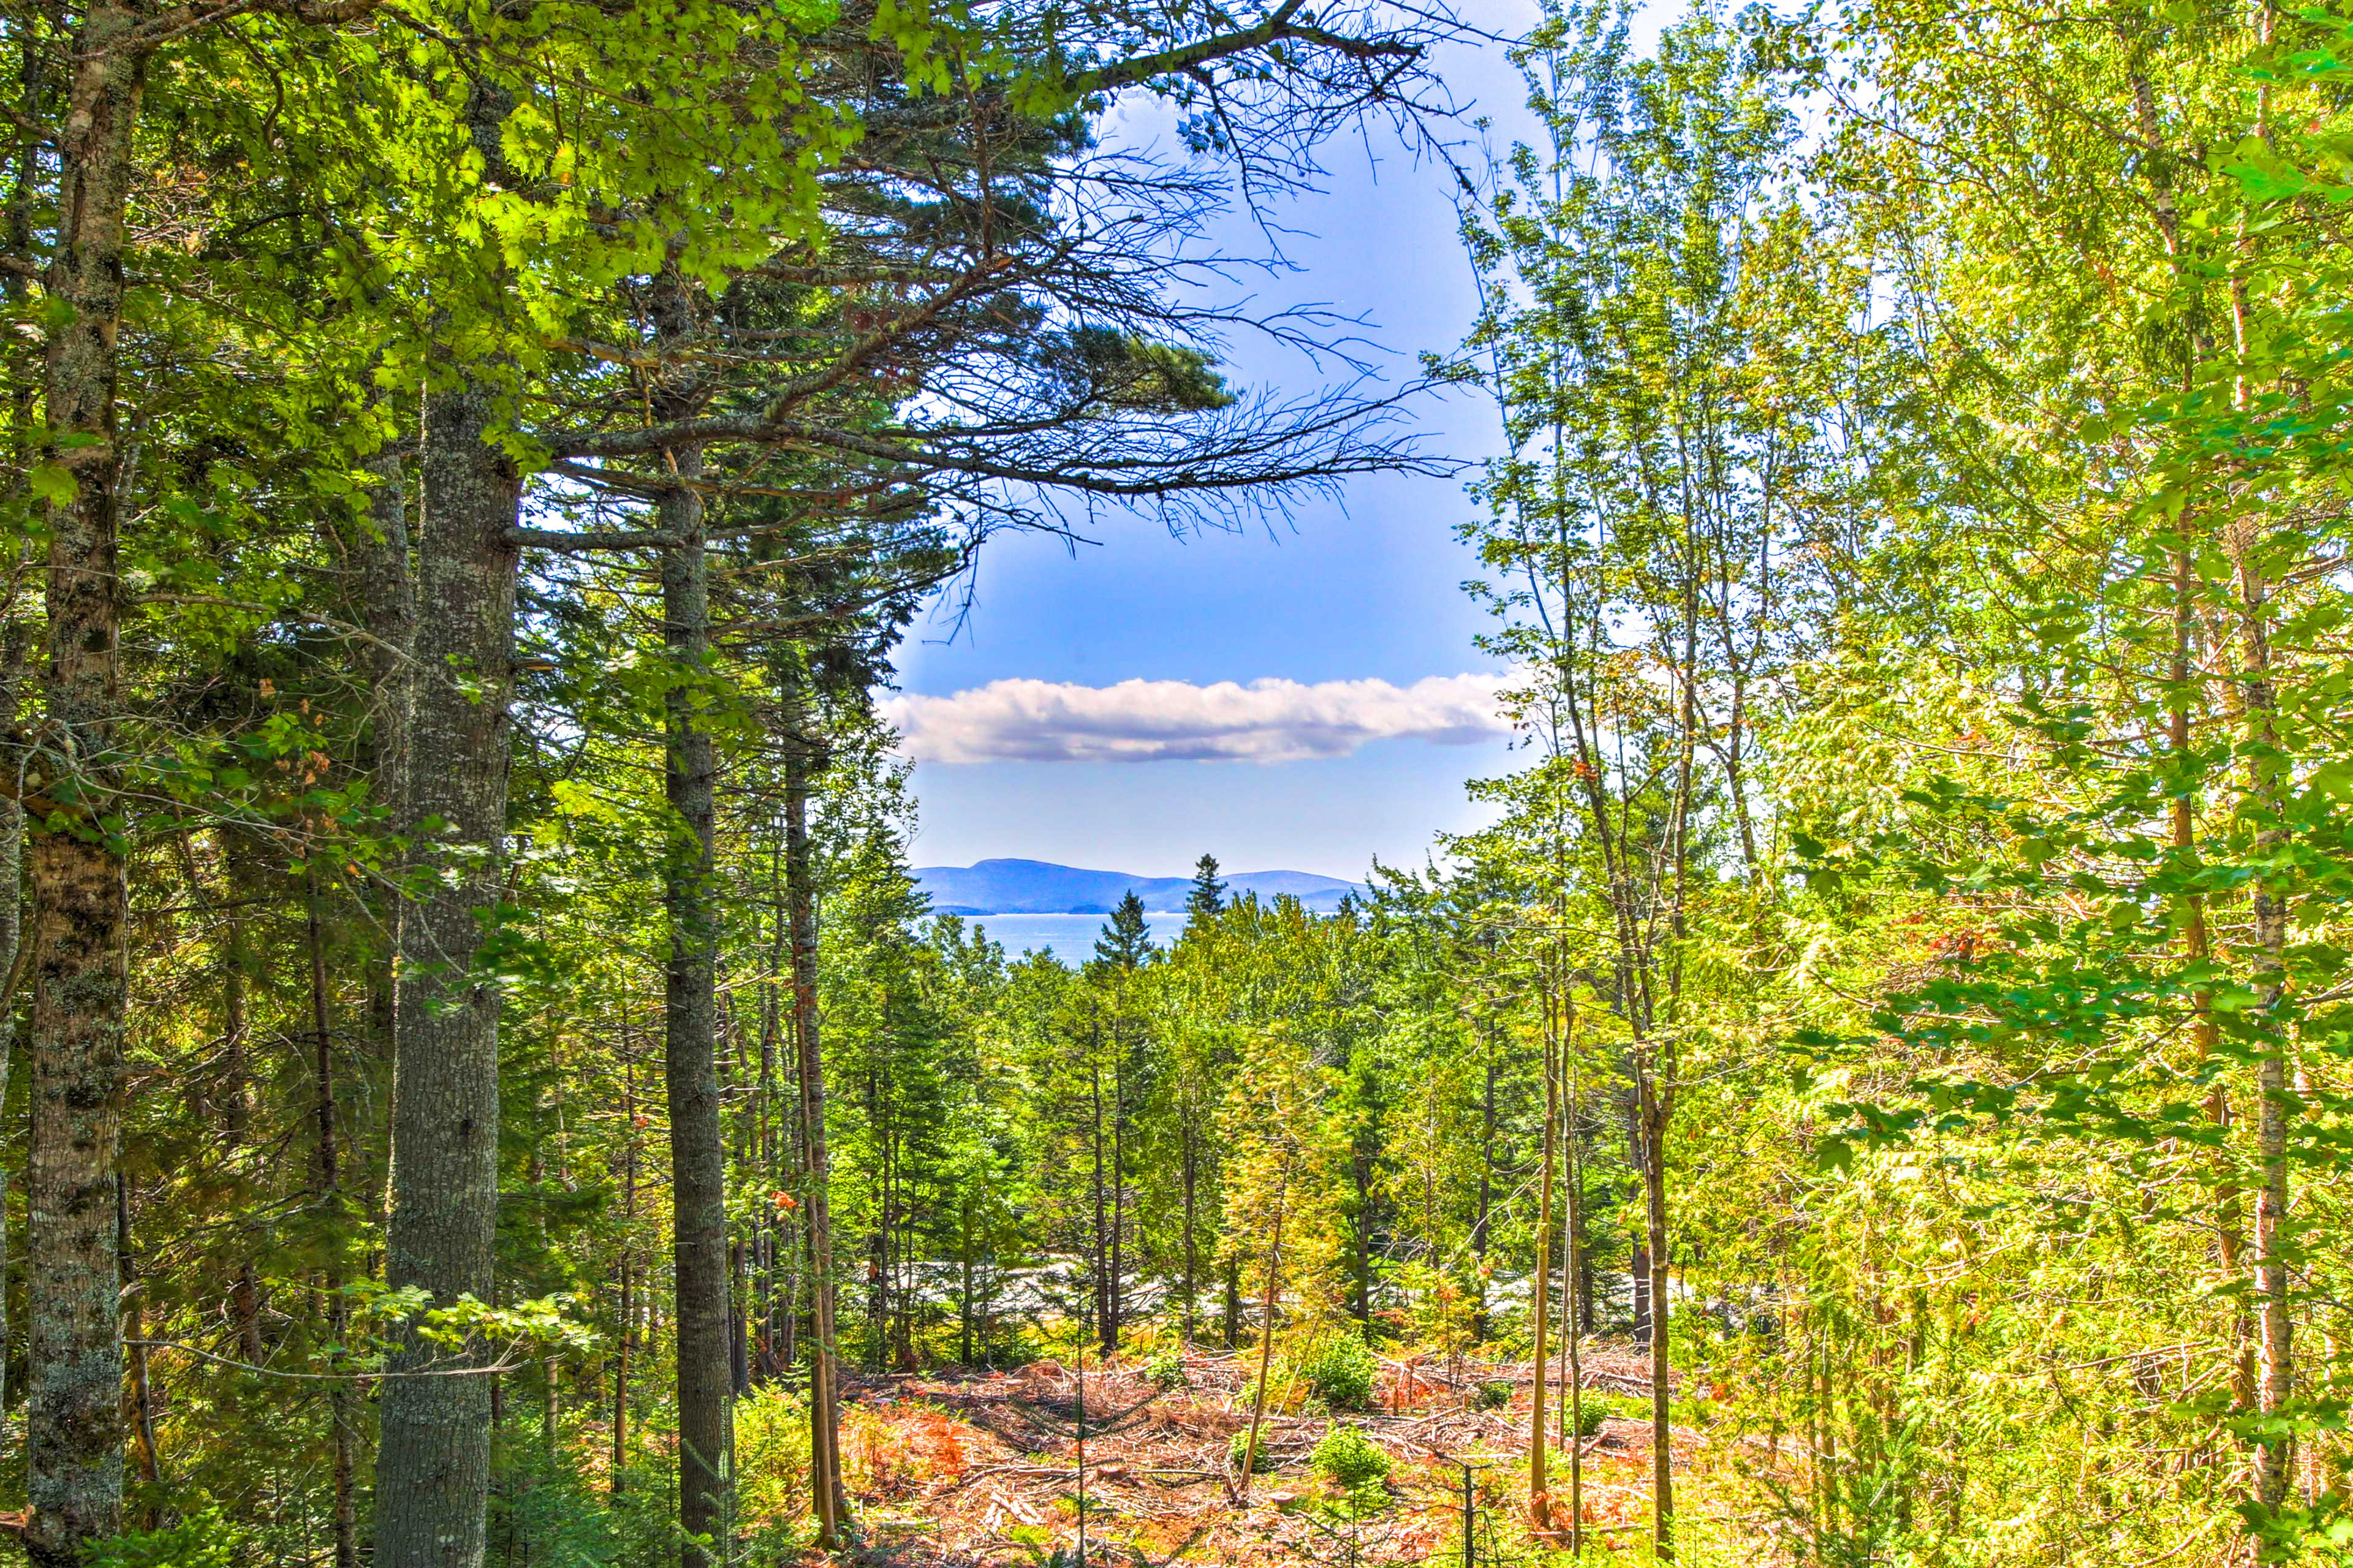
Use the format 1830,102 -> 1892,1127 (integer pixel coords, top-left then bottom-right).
893,26 -> 1542,881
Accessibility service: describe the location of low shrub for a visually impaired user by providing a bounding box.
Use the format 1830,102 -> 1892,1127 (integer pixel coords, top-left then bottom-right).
735,1382 -> 813,1556
1145,1346 -> 1188,1391
88,1508 -> 243,1568
1311,1424 -> 1392,1492
1302,1335 -> 1379,1411
1229,1428 -> 1277,1474
1473,1379 -> 1512,1411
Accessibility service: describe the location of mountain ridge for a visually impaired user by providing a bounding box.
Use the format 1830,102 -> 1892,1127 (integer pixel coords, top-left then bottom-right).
913,857 -> 1366,915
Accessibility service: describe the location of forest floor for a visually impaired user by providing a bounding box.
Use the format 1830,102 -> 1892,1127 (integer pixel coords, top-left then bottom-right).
803,1343 -> 1750,1567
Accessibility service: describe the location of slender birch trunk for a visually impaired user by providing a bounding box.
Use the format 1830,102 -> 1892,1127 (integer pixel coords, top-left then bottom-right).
2234,533 -> 2295,1512
1640,1080 -> 1673,1560
1529,1021 -> 1559,1524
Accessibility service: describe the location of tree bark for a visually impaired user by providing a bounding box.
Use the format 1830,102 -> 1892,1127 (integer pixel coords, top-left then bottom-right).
25,6 -> 143,1558
658,404 -> 732,1568
1235,1171 -> 1289,1501
613,1057 -> 637,1498
1108,1055 -> 1126,1357
1529,1025 -> 1559,1524
1089,1043 -> 1109,1355
1564,1070 -> 1585,1556
787,732 -> 847,1543
308,879 -> 360,1568
758,839 -> 786,1382
1471,1038 -> 1496,1341
959,1199 -> 976,1365
218,862 -> 265,1366
1180,1127 -> 1198,1344
2234,538 -> 2295,1513
2169,545 -> 2255,1421
1640,1088 -> 1673,1561
374,373 -> 520,1568
0,634 -> 26,1423
116,1176 -> 159,1510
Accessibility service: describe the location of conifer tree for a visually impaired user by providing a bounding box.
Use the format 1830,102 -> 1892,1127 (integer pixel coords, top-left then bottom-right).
1185,854 -> 1229,920
1093,892 -> 1159,972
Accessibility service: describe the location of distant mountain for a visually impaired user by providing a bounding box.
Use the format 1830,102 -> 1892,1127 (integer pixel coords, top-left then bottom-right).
914,858 -> 1366,915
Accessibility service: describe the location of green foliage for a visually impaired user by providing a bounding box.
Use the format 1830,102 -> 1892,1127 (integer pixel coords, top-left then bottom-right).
1090,889 -> 1158,972
1309,1424 -> 1392,1498
1472,1381 -> 1512,1412
1300,1334 -> 1380,1412
490,1445 -> 631,1568
88,1510 -> 244,1568
1229,1430 -> 1276,1474
1144,1347 -> 1189,1392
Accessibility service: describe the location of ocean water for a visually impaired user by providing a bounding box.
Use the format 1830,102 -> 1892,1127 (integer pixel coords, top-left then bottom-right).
953,911 -> 1191,965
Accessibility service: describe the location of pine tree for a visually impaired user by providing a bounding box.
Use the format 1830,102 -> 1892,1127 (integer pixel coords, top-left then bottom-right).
1093,892 -> 1159,972
1185,854 -> 1228,920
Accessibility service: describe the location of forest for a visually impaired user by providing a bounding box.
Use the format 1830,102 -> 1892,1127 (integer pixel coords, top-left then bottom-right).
4,0 -> 2353,1562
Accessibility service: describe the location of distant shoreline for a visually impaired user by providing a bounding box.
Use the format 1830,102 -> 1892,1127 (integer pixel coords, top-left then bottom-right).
933,905 -> 1191,918
915,857 -> 1365,917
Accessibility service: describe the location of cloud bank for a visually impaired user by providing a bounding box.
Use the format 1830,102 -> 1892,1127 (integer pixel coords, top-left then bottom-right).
883,673 -> 1514,764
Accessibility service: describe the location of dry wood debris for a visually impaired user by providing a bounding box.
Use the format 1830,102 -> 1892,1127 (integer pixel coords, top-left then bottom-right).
797,1343 -> 1701,1566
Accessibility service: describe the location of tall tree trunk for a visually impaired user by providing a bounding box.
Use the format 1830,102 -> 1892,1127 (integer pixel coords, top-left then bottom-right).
0,634 -> 26,1423
1529,1025 -> 1559,1525
375,372 -> 519,1568
960,1200 -> 974,1365
2170,545 -> 2254,1421
1089,1051 -> 1109,1354
116,1177 -> 159,1506
612,1055 -> 637,1498
1471,1039 -> 1496,1341
611,1260 -> 632,1494
2227,35 -> 2292,1499
1564,1069 -> 1585,1556
732,1238 -> 751,1394
2234,535 -> 2295,1513
1350,1145 -> 1374,1327
1107,1055 -> 1125,1357
1630,1238 -> 1651,1349
308,880 -> 360,1568
218,872 -> 264,1366
659,428 -> 732,1568
1180,1129 -> 1198,1344
25,5 -> 143,1556
787,733 -> 846,1543
1235,1170 -> 1289,1501
1640,1085 -> 1673,1561
865,1072 -> 888,1366
759,832 -> 787,1382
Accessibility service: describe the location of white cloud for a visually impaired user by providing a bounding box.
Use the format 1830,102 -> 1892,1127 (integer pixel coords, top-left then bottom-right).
882,673 -> 1515,765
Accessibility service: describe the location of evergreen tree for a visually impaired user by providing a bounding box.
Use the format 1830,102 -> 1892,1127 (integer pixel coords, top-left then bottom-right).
1093,892 -> 1159,972
1184,854 -> 1229,920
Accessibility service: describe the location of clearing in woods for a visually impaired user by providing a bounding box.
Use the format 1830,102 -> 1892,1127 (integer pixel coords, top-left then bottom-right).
758,1342 -> 1735,1566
